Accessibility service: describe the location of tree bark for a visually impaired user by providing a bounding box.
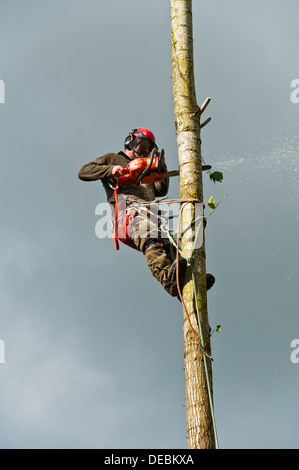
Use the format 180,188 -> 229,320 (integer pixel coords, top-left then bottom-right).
170,0 -> 215,449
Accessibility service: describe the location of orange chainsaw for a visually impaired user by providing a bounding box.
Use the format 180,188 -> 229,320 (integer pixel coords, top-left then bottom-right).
116,149 -> 211,186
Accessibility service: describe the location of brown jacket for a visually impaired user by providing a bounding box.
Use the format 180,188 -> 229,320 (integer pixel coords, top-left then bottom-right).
78,151 -> 169,204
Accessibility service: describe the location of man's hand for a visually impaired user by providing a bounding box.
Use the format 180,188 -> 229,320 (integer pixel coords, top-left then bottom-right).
111,165 -> 128,177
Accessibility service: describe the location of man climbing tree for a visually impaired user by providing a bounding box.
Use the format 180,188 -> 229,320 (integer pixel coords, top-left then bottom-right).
78,0 -> 218,450
171,0 -> 218,449
78,127 -> 215,300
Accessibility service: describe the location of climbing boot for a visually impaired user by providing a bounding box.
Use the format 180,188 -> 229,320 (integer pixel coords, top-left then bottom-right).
206,273 -> 215,290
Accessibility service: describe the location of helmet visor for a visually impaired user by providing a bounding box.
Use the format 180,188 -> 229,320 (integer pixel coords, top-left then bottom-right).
132,136 -> 156,157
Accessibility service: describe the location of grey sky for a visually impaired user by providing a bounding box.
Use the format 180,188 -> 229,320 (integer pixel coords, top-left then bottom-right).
0,0 -> 298,449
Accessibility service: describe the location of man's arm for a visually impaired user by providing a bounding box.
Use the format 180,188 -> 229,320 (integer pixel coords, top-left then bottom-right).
78,153 -> 127,182
78,156 -> 112,181
154,177 -> 169,197
153,159 -> 169,197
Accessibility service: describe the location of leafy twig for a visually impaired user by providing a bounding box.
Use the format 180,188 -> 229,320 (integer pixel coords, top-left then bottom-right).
210,325 -> 222,336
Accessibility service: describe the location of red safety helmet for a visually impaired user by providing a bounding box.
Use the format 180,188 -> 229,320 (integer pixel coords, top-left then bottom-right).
124,127 -> 158,150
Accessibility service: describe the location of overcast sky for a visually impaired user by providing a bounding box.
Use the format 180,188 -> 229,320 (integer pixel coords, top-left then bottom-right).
0,0 -> 298,449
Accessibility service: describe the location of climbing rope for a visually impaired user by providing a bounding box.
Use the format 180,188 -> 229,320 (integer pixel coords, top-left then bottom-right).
174,200 -> 219,449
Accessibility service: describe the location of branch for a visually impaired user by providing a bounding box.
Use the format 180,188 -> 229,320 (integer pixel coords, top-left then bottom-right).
200,117 -> 211,129
200,97 -> 211,114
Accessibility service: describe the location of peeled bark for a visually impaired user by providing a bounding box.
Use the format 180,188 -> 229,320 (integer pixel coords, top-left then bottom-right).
171,0 -> 215,449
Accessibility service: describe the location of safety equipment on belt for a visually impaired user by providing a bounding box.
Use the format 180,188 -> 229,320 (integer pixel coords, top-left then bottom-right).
110,148 -> 212,250
111,190 -> 140,252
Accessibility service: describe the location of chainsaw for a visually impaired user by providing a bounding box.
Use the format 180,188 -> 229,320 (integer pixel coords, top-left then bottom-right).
115,149 -> 211,186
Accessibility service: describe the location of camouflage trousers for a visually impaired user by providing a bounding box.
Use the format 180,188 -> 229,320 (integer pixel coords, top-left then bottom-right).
117,203 -> 175,291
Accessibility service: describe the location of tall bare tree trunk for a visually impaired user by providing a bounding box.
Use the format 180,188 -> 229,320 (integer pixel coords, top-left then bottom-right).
170,0 -> 216,449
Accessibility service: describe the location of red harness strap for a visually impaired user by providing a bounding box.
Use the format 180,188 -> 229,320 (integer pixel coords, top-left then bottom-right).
112,185 -> 140,252
112,186 -> 120,250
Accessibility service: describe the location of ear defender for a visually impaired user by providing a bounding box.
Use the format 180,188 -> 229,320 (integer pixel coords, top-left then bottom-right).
124,129 -> 137,150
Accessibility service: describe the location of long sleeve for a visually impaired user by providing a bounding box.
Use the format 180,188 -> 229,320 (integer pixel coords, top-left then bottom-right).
154,177 -> 169,197
153,160 -> 169,197
78,151 -> 169,204
78,153 -> 119,181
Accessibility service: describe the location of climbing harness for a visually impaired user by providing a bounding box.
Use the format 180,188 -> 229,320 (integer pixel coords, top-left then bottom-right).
110,148 -> 210,251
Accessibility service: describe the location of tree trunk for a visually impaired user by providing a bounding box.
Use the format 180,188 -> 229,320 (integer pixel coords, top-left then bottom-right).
170,0 -> 216,449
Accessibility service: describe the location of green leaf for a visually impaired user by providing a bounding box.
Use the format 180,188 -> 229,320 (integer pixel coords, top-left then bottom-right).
209,171 -> 223,184
208,196 -> 216,209
210,324 -> 222,336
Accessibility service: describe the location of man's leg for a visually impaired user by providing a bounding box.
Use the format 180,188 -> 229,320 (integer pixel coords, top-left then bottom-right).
127,213 -> 185,297
126,208 -> 214,297
144,240 -> 188,296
